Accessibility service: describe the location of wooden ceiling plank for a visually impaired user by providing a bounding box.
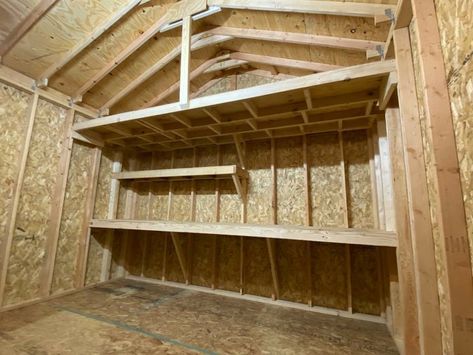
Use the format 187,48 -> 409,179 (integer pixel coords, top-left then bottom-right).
207,0 -> 395,21
206,26 -> 384,53
0,0 -> 59,58
230,52 -> 342,72
73,0 -> 208,100
38,0 -> 143,82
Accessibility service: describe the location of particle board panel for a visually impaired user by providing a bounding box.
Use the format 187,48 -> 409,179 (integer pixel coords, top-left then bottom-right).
3,0 -> 129,79
244,238 -> 273,298
308,132 -> 345,227
219,144 -> 241,223
189,234 -> 214,288
51,141 -> 95,295
3,99 -> 66,305
170,181 -> 193,222
150,182 -> 170,220
127,232 -> 145,276
109,231 -> 125,278
311,243 -> 348,310
343,130 -> 374,229
165,233 -> 186,283
277,240 -> 307,303
134,155 -> 152,220
276,137 -> 305,226
434,0 -> 473,274
85,229 -> 106,285
0,84 -> 31,245
351,245 -> 381,315
195,146 -> 218,223
142,232 -> 166,279
93,149 -> 114,219
246,140 -> 272,224
215,235 -> 240,292
236,72 -> 278,89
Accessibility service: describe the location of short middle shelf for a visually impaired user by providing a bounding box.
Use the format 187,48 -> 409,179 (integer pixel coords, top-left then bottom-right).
113,164 -> 248,201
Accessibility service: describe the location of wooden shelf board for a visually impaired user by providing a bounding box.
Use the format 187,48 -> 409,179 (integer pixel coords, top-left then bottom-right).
113,165 -> 247,180
72,60 -> 396,149
90,219 -> 398,247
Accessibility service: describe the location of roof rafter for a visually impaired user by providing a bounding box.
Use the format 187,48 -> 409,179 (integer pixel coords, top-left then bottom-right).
206,26 -> 384,56
100,35 -> 233,110
230,52 -> 342,72
0,0 -> 59,58
38,0 -> 145,83
140,52 -> 341,109
208,0 -> 395,22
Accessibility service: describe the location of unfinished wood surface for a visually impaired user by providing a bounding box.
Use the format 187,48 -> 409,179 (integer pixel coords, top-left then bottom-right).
434,0 -> 473,278
0,85 -> 34,308
113,165 -> 248,180
343,130 -> 374,229
385,108 -> 420,355
3,99 -> 66,306
0,0 -> 59,57
410,0 -> 473,351
39,109 -> 75,298
276,137 -> 305,226
90,219 -> 397,247
394,27 -> 443,355
308,132 -> 345,227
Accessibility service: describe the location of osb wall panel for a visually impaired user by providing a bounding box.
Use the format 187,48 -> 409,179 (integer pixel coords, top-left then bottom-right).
277,240 -> 308,303
219,144 -> 241,223
0,84 -> 30,249
4,99 -> 67,305
343,130 -> 374,229
51,141 -> 95,294
351,246 -> 381,315
434,0 -> 473,272
244,238 -> 273,298
93,149 -> 114,220
311,243 -> 348,310
308,133 -> 345,227
410,19 -> 449,354
120,131 -> 379,314
188,234 -> 214,288
215,236 -> 240,292
165,233 -> 186,284
276,137 -> 305,226
85,229 -> 106,285
195,146 -> 218,223
246,140 -> 272,224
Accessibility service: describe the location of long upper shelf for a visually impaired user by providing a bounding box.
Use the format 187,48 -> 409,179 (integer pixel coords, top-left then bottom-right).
72,60 -> 397,151
90,219 -> 397,247
114,165 -> 248,181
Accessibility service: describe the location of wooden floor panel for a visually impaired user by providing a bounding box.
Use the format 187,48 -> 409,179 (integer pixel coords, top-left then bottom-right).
0,279 -> 398,354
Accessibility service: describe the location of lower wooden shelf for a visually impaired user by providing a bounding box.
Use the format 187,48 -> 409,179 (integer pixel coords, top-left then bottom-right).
90,219 -> 397,247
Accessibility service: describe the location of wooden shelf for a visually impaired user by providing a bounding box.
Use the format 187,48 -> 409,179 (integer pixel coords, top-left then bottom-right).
90,219 -> 397,247
114,165 -> 248,201
113,165 -> 248,181
72,60 -> 397,151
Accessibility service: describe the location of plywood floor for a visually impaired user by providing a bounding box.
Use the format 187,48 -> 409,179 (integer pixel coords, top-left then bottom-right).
0,279 -> 398,354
